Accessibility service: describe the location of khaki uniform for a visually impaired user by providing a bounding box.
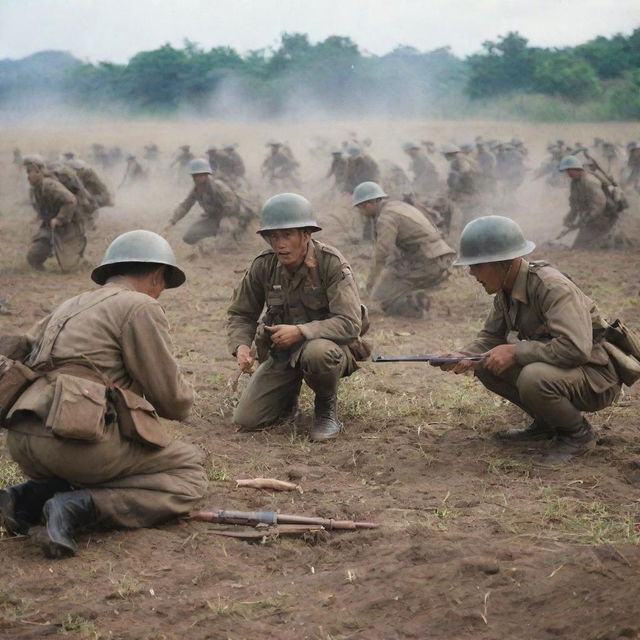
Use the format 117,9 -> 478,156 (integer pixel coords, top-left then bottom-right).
76,166 -> 113,208
28,177 -> 86,272
171,176 -> 241,244
3,278 -> 206,529
410,150 -> 439,197
327,155 -> 347,191
344,154 -> 380,193
262,149 -> 300,188
368,200 -> 455,317
462,260 -> 621,435
564,172 -> 611,249
227,240 -> 364,430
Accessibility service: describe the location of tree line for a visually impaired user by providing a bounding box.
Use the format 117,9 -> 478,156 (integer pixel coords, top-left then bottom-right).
1,29 -> 638,120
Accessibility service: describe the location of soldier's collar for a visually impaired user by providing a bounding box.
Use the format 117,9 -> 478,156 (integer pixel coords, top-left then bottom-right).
104,275 -> 137,291
510,259 -> 529,304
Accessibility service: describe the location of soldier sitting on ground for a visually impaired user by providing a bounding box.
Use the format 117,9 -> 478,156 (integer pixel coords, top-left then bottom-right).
352,181 -> 455,318
227,194 -> 370,441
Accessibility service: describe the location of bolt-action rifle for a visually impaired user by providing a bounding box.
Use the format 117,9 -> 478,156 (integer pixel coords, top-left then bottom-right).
373,354 -> 486,365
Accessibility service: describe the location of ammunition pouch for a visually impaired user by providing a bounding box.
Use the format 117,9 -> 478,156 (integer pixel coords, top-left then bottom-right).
0,356 -> 39,425
604,319 -> 640,386
111,387 -> 171,449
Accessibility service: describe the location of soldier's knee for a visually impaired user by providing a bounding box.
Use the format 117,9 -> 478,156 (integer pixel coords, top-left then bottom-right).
182,231 -> 199,245
27,242 -> 48,270
517,363 -> 555,401
301,339 -> 344,375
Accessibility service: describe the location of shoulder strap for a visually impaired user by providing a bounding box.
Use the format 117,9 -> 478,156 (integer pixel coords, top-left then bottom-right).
27,288 -> 123,368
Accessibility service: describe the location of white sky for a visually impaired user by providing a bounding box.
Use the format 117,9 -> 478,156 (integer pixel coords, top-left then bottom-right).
1,0 -> 638,63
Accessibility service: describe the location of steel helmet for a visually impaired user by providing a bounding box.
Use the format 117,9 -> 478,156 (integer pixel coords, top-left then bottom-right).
352,181 -> 388,206
454,215 -> 535,266
257,193 -> 321,234
91,230 -> 186,288
558,156 -> 584,171
402,142 -> 419,152
22,154 -> 46,167
188,158 -> 212,175
441,144 -> 460,155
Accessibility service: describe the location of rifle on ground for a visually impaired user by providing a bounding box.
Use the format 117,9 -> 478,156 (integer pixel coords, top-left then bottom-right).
188,509 -> 378,530
373,354 -> 486,365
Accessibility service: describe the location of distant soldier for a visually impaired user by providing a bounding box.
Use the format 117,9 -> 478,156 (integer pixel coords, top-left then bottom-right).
22,155 -> 86,272
510,137 -> 528,157
442,144 -> 478,208
557,156 -> 618,249
205,146 -> 221,173
475,140 -> 497,194
119,155 -> 148,188
326,149 -> 347,192
46,162 -> 95,227
343,146 -> 380,194
143,143 -> 160,162
353,181 -> 455,318
170,145 -> 194,179
262,141 -> 300,188
90,144 -> 109,171
13,147 -> 22,167
403,142 -> 439,198
496,144 -> 526,197
67,158 -> 114,228
166,158 -> 243,245
623,142 -> 640,191
223,144 -> 246,187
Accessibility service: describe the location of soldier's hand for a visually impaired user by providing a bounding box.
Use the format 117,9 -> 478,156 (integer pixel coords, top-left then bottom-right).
265,324 -> 304,349
483,344 -> 517,376
431,351 -> 478,374
236,345 -> 255,373
50,217 -> 61,229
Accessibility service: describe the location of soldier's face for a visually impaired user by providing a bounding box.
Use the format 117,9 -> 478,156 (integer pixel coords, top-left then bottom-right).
469,263 -> 504,295
266,229 -> 310,270
566,169 -> 582,180
356,201 -> 378,218
25,163 -> 44,185
192,173 -> 209,185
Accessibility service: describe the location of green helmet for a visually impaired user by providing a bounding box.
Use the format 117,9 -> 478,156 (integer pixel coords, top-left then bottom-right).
558,155 -> 584,171
257,193 -> 321,234
441,144 -> 460,155
22,154 -> 46,167
352,181 -> 388,206
454,215 -> 535,266
91,230 -> 186,288
188,158 -> 212,175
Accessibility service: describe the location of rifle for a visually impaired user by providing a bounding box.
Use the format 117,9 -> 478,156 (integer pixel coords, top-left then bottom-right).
188,509 -> 378,530
584,150 -> 618,186
556,225 -> 578,240
373,354 -> 486,365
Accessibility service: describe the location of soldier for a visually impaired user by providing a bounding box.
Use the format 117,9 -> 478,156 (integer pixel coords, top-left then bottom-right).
262,142 -> 300,189
22,155 -> 86,272
223,144 -> 246,187
326,149 -> 347,192
227,194 -> 369,441
343,146 -> 380,194
0,231 -> 207,558
475,140 -> 497,195
167,158 -> 242,245
143,143 -> 160,162
432,216 -> 624,464
119,154 -> 148,188
557,156 -> 619,249
496,144 -> 526,199
442,144 -> 479,225
403,142 -> 439,198
46,161 -> 96,230
171,145 -> 194,172
66,159 -> 113,229
13,147 -> 22,167
353,182 -> 455,318
623,142 -> 640,191
205,145 -> 221,173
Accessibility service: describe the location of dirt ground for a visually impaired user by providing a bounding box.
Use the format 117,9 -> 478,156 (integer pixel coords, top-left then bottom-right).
1,118 -> 640,640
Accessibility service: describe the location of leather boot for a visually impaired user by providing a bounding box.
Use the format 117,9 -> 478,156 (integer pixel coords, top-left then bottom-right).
495,420 -> 554,442
0,478 -> 71,535
40,490 -> 96,559
539,419 -> 597,465
310,394 -> 342,442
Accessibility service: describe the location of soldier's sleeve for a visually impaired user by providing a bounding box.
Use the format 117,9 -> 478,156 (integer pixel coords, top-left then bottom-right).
50,181 -> 77,223
367,212 -> 396,291
214,180 -> 239,217
121,301 -> 194,421
515,278 -> 593,368
0,314 -> 50,360
298,254 -> 361,344
171,187 -> 197,223
460,299 -> 508,355
226,260 -> 267,356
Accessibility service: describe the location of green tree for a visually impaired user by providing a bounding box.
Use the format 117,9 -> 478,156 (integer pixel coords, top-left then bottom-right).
532,54 -> 601,103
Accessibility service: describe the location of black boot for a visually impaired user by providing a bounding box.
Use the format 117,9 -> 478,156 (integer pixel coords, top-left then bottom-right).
310,394 -> 342,442
495,420 -> 554,442
0,479 -> 71,535
540,419 -> 597,465
40,490 -> 96,559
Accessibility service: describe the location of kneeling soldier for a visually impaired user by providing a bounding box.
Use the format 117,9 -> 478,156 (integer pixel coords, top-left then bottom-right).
0,231 -> 207,557
227,193 -> 369,441
433,215 -> 623,464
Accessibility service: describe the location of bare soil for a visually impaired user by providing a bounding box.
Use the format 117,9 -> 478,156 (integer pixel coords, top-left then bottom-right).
1,119 -> 640,640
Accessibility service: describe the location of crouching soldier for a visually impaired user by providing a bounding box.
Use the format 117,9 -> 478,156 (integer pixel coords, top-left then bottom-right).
0,231 -> 207,557
432,216 -> 626,464
227,193 -> 370,441
353,181 -> 455,318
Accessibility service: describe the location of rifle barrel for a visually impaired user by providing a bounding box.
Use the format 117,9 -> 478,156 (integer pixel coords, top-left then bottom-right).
373,355 -> 486,364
